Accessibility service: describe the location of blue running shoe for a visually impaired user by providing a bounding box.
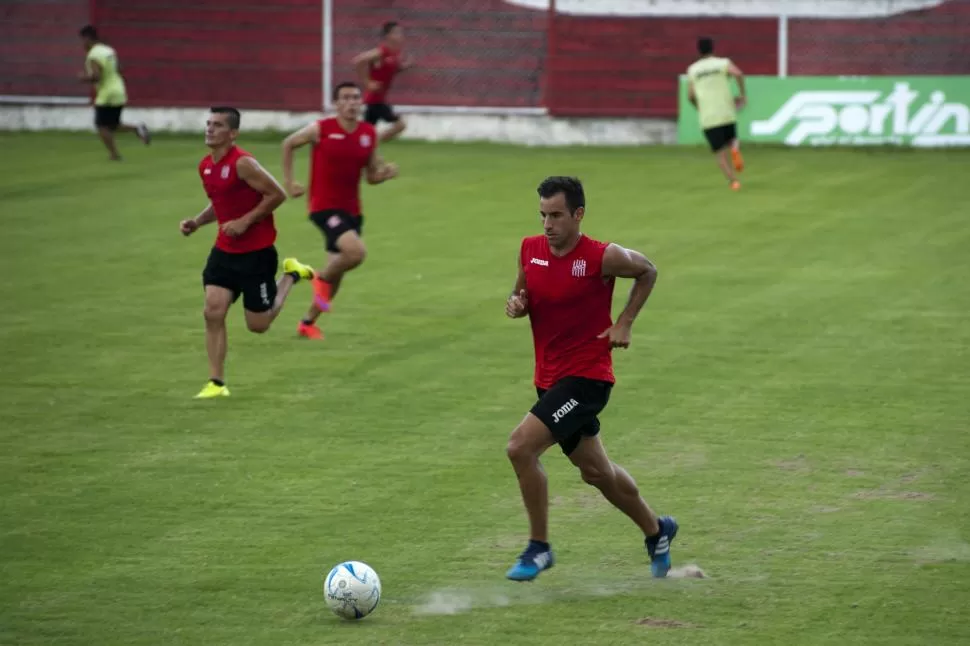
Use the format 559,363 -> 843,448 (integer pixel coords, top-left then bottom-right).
645,515 -> 679,578
506,540 -> 555,581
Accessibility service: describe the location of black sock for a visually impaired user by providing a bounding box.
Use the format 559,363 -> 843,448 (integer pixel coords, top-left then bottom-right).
210,378 -> 225,387
301,319 -> 315,327
286,271 -> 300,282
528,539 -> 550,551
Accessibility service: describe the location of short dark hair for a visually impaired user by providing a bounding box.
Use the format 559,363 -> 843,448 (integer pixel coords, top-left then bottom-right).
210,106 -> 241,129
382,21 -> 399,36
332,81 -> 360,101
79,25 -> 98,40
698,37 -> 714,55
537,176 -> 585,214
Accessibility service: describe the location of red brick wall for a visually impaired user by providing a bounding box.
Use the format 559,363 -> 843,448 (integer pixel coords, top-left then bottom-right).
1,0 -> 91,98
332,0 -> 546,108
788,1 -> 970,75
545,16 -> 777,118
92,0 -> 322,111
3,1 -> 969,118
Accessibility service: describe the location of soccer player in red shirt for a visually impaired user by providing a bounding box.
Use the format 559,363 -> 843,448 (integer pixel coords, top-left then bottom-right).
281,83 -> 398,340
179,107 -> 315,399
353,21 -> 413,143
504,176 -> 679,581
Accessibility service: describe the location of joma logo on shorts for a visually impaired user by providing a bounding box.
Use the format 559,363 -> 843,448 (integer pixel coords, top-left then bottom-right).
552,398 -> 579,424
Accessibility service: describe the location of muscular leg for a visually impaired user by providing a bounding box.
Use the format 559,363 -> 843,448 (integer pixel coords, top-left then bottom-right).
97,127 -> 121,161
244,272 -> 297,333
568,434 -> 660,537
715,146 -> 739,186
203,286 -> 233,382
506,413 -> 558,542
380,117 -> 407,143
730,137 -> 745,172
304,231 -> 366,324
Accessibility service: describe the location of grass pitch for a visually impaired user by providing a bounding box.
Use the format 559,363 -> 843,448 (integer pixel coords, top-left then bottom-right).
1,132 -> 968,645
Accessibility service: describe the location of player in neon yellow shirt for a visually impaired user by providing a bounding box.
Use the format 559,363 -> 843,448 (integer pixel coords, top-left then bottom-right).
78,25 -> 151,161
686,37 -> 746,191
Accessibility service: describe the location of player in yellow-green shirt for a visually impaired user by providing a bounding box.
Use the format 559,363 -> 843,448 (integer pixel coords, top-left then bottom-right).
686,37 -> 746,191
78,25 -> 151,161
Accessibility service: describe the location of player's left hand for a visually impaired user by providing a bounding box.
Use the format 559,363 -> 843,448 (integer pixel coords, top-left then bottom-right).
221,219 -> 250,237
597,323 -> 632,349
380,163 -> 399,181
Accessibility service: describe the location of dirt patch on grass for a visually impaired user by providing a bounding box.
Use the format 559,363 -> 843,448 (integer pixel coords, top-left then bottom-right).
551,489 -> 603,510
636,617 -> 697,629
773,454 -> 810,471
813,506 -> 843,513
851,489 -> 934,501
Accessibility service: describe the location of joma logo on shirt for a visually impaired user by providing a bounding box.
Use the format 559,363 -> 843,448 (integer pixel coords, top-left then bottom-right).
530,258 -> 549,266
552,398 -> 579,423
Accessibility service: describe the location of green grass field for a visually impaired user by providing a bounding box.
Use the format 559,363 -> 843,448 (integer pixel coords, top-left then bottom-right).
1,131 -> 969,645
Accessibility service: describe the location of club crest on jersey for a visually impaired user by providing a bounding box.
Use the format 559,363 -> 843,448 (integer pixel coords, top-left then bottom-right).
571,259 -> 587,277
360,134 -> 372,148
220,165 -> 230,179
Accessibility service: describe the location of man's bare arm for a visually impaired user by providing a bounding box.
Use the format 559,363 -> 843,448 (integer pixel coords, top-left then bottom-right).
506,253 -> 529,319
236,157 -> 286,227
80,59 -> 102,84
602,243 -> 658,328
728,61 -> 746,105
352,48 -> 382,88
281,122 -> 319,196
365,148 -> 398,185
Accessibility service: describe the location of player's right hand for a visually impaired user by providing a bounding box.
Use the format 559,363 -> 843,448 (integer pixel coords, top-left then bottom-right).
506,289 -> 529,318
179,219 -> 198,236
286,182 -> 306,199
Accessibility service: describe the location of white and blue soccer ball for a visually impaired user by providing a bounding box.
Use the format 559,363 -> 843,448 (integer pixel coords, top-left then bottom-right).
324,561 -> 382,620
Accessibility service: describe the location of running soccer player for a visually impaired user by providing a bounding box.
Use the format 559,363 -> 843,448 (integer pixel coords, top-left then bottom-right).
503,176 -> 678,582
77,25 -> 150,160
180,107 -> 315,398
686,37 -> 746,190
281,82 -> 398,341
353,21 -> 413,143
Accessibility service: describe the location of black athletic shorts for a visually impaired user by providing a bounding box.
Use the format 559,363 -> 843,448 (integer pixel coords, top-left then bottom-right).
364,103 -> 400,125
703,122 -> 738,152
201,245 -> 278,313
309,210 -> 364,253
94,105 -> 124,130
531,376 -> 614,456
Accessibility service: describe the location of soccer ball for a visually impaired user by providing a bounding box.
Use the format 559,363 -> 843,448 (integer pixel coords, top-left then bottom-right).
324,561 -> 382,620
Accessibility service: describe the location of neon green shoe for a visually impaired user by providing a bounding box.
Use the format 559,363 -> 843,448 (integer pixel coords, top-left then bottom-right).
194,380 -> 230,399
282,257 -> 315,282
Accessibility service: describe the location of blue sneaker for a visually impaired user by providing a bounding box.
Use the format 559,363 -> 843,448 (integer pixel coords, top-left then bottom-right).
505,540 -> 555,581
645,515 -> 679,577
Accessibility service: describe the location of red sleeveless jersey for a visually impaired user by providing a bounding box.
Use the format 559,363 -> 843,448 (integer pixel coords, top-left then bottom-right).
364,44 -> 402,104
521,234 -> 616,389
308,118 -> 377,215
199,146 -> 276,253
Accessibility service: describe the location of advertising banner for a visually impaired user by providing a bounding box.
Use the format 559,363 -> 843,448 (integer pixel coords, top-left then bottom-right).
677,76 -> 970,147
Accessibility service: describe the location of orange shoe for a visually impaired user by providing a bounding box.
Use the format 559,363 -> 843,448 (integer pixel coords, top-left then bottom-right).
297,321 -> 324,340
730,180 -> 742,191
731,148 -> 745,173
312,276 -> 331,312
